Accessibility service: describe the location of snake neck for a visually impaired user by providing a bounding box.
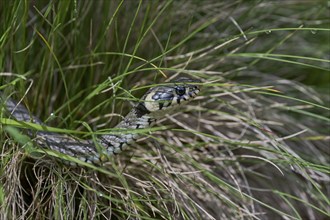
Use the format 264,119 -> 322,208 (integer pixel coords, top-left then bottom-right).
96,109 -> 157,159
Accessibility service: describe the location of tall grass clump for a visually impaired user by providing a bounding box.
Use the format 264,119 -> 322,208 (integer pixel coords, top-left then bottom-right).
1,1 -> 329,219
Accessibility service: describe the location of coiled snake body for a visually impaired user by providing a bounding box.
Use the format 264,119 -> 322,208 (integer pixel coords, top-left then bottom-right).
1,77 -> 200,165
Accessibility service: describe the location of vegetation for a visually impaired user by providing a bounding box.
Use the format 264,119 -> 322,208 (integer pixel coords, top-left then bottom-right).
1,1 -> 329,219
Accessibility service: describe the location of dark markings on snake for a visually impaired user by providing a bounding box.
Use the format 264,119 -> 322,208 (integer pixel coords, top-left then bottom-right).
135,102 -> 150,118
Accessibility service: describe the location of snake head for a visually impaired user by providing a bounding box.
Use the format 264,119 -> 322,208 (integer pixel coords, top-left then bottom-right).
136,77 -> 201,117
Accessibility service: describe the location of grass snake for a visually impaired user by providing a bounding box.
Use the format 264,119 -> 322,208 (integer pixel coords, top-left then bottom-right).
1,77 -> 201,166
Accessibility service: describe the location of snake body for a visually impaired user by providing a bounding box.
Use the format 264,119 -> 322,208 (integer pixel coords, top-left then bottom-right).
1,77 -> 200,165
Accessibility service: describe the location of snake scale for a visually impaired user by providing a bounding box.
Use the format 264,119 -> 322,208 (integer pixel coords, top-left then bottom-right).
1,77 -> 200,165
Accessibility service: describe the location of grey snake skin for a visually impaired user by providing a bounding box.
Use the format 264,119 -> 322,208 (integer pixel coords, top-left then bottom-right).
1,77 -> 200,165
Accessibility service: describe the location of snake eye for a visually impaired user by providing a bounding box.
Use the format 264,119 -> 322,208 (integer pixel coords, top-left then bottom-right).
175,86 -> 186,96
